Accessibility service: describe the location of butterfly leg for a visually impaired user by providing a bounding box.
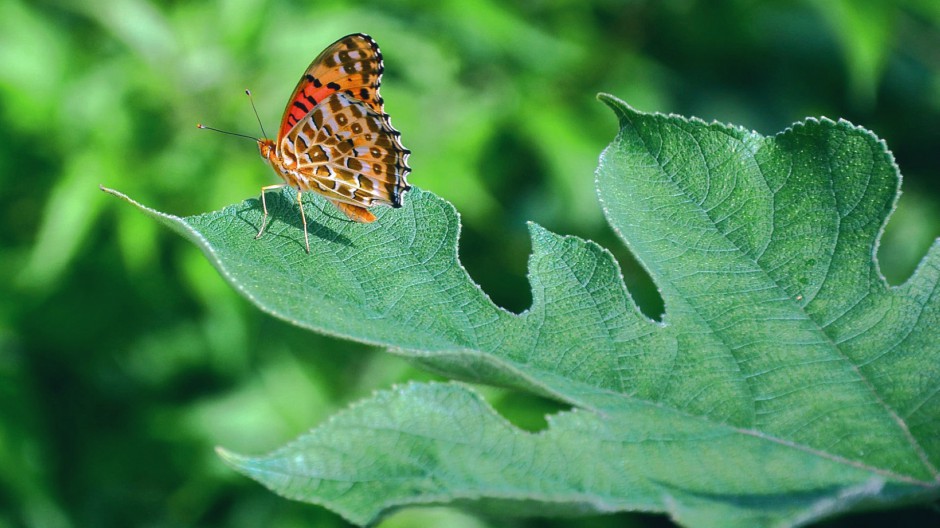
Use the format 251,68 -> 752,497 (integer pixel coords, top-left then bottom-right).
255,183 -> 290,240
296,187 -> 310,254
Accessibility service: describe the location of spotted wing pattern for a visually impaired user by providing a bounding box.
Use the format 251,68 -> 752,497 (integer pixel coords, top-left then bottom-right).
277,33 -> 386,141
278,91 -> 410,213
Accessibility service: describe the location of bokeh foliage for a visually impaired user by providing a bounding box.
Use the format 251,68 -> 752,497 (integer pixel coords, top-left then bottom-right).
1,1 -> 939,527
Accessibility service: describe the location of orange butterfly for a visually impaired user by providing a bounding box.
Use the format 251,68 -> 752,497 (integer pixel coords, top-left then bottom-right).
255,33 -> 411,253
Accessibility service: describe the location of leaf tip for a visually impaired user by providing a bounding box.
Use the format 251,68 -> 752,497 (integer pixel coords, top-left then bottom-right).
525,221 -> 568,257
596,92 -> 634,118
98,185 -> 151,212
215,445 -> 251,469
99,185 -> 126,199
525,220 -> 548,237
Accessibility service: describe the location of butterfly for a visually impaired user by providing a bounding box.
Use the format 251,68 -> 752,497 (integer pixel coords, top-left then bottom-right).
254,33 -> 411,253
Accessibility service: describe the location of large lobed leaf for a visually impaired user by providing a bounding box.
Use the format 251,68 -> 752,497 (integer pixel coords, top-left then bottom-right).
104,94 -> 940,527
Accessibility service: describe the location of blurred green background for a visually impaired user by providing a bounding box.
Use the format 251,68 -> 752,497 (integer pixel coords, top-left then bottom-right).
2,0 -> 939,527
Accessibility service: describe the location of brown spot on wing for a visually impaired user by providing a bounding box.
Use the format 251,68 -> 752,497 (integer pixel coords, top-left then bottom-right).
278,91 -> 411,212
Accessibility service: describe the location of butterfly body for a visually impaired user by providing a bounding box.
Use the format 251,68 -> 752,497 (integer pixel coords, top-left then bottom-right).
254,33 -> 411,251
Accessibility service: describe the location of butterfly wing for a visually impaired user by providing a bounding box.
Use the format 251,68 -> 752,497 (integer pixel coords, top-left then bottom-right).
279,92 -> 410,214
277,33 -> 386,142
275,33 -> 411,221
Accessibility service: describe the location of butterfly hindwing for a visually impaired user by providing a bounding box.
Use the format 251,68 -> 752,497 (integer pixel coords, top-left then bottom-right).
279,92 -> 410,210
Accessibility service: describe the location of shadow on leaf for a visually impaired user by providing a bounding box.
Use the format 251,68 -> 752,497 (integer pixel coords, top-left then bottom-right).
240,191 -> 353,249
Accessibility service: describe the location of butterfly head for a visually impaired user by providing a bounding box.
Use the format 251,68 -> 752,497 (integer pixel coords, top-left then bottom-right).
258,138 -> 295,182
258,138 -> 278,165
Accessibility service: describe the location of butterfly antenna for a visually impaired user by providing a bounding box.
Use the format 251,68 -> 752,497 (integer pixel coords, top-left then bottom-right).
196,123 -> 259,142
245,89 -> 269,139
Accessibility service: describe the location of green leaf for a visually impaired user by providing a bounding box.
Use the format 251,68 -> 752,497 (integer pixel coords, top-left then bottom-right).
102,94 -> 940,527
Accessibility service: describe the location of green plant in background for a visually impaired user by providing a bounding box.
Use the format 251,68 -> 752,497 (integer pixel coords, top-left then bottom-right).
105,95 -> 940,527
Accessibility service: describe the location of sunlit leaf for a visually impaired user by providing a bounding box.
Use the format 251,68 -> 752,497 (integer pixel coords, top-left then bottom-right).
105,94 -> 940,527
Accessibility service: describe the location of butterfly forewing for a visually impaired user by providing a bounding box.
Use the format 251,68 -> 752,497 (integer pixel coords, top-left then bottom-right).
280,92 -> 410,208
277,33 -> 386,141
